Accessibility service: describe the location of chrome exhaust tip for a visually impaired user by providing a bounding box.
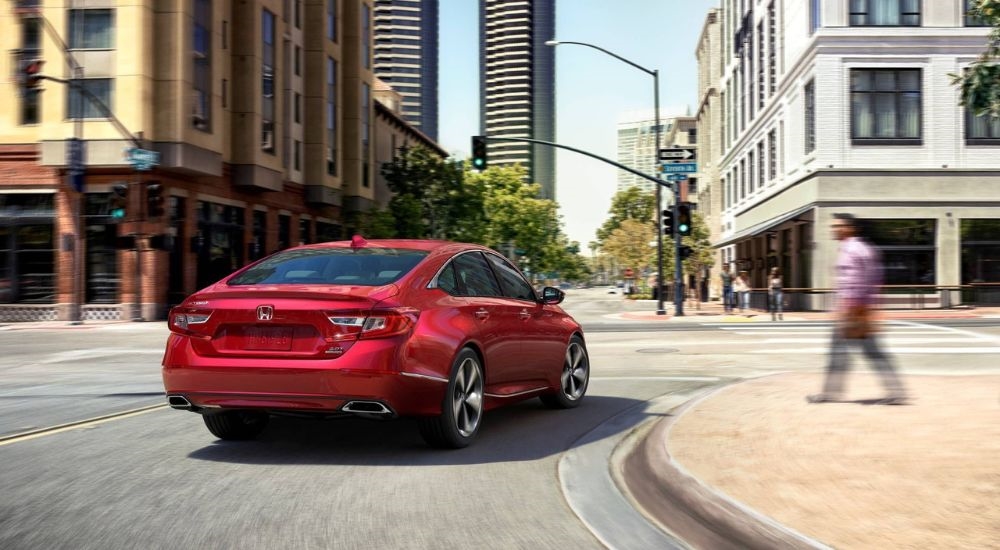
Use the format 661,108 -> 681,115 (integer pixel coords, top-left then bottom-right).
341,400 -> 395,417
167,395 -> 194,410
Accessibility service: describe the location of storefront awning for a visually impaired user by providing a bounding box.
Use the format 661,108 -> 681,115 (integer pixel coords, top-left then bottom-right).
714,204 -> 815,248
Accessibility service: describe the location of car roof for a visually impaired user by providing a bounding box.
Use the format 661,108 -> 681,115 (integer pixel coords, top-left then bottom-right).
293,238 -> 489,255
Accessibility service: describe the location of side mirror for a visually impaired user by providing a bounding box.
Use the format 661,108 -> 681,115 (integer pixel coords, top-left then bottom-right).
541,286 -> 565,305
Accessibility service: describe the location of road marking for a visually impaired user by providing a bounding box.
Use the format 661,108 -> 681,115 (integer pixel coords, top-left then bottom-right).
0,403 -> 168,447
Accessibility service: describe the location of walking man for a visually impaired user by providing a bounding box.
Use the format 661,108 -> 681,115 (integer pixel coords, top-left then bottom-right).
720,263 -> 734,313
808,213 -> 908,405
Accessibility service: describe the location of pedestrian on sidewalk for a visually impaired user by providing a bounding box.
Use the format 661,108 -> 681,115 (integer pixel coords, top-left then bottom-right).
768,267 -> 783,321
720,263 -> 735,313
808,213 -> 908,405
733,270 -> 751,314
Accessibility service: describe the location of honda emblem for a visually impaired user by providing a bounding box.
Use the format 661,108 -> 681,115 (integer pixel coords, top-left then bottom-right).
256,305 -> 274,321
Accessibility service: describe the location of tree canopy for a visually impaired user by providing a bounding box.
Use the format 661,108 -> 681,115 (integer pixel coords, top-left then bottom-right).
952,0 -> 1000,118
596,186 -> 657,244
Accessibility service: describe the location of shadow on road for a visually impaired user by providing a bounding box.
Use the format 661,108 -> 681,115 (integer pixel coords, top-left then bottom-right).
186,394 -> 661,466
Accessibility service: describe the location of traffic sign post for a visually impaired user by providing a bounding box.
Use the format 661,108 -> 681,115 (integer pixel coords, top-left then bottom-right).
125,147 -> 160,171
661,162 -> 697,174
658,147 -> 697,162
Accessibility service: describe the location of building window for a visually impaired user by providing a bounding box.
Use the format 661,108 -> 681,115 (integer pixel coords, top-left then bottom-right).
768,2 -> 777,95
851,69 -> 921,144
362,3 -> 371,70
327,57 -> 337,176
768,129 -> 777,182
849,0 -> 920,27
804,79 -> 815,154
68,9 -> 114,49
193,0 -> 211,132
299,217 -> 312,245
967,110 -> 1000,144
748,150 -> 755,194
866,219 -> 935,285
687,128 -> 697,143
278,214 -> 291,251
294,92 -> 301,124
295,0 -> 302,29
739,159 -> 746,199
294,140 -> 301,171
262,9 -> 276,153
965,0 -> 991,26
757,21 -> 765,109
67,79 -> 112,119
757,141 -> 765,189
20,17 -> 41,125
327,0 -> 337,42
810,0 -> 821,33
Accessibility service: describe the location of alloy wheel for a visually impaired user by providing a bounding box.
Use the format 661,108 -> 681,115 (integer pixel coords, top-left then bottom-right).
452,357 -> 483,437
561,342 -> 589,401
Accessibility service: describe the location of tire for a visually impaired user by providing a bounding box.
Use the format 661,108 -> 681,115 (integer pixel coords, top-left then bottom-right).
540,335 -> 589,409
202,410 -> 269,440
418,348 -> 484,449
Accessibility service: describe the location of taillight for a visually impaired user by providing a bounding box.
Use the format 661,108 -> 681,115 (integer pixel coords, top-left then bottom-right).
324,307 -> 419,340
169,308 -> 213,335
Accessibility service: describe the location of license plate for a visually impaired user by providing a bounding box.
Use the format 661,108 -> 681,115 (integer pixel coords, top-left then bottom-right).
244,327 -> 293,351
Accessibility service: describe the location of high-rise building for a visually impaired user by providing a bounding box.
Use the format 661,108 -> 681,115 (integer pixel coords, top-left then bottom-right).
373,0 -> 439,140
479,0 -> 555,199
616,115 -> 667,193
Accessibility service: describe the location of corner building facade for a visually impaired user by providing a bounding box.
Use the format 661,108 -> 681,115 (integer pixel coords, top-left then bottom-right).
711,0 -> 1000,308
0,0 -> 379,321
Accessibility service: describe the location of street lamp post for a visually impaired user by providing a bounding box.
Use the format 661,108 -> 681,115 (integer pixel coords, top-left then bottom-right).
545,40 -> 679,316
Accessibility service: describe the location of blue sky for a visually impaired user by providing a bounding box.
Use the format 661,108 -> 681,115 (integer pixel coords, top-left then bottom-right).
438,0 -> 721,247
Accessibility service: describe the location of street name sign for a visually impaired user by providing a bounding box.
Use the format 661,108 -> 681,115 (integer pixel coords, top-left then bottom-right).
125,147 -> 160,171
665,174 -> 688,181
661,162 -> 697,174
658,147 -> 697,162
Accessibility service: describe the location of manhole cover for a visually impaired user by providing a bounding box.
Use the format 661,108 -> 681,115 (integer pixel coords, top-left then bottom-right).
636,348 -> 680,354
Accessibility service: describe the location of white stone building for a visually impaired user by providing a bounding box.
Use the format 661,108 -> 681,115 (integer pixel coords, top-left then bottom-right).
711,0 -> 1000,308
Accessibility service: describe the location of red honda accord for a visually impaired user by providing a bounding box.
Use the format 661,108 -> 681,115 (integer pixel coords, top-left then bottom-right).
162,237 -> 590,448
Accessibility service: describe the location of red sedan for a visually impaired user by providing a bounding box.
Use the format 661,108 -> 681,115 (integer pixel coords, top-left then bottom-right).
162,237 -> 590,448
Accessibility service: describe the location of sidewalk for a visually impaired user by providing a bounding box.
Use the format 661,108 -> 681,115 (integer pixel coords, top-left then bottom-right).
626,372 -> 1000,549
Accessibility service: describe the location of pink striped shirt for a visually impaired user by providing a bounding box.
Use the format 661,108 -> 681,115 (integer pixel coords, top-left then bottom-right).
836,236 -> 882,308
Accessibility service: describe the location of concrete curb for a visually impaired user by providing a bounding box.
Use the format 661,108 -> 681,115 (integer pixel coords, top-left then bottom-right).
621,381 -> 833,550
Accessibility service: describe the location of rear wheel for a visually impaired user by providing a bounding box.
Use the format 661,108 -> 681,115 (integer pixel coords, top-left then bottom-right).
418,349 -> 484,449
541,335 -> 589,409
202,410 -> 269,440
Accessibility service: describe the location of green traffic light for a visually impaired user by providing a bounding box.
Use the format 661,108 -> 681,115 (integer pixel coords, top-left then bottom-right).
111,208 -> 125,220
473,158 -> 484,168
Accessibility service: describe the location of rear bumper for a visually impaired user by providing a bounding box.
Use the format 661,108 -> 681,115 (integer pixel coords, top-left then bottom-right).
162,336 -> 448,416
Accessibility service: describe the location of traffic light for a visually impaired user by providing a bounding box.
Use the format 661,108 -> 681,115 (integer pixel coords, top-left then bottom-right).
19,59 -> 44,93
677,203 -> 692,236
109,184 -> 128,221
679,245 -> 694,260
662,209 -> 674,236
146,182 -> 165,218
471,136 -> 487,171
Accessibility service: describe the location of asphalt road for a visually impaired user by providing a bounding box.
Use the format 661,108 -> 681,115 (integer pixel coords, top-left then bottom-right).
1,290 -> 997,549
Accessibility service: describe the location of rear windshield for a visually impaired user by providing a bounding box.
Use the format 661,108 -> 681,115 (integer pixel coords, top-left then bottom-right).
227,248 -> 429,286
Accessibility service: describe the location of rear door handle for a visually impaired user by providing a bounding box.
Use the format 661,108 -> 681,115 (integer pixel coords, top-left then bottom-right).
475,309 -> 490,320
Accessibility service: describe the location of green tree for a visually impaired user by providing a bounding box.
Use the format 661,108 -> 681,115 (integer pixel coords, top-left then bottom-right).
381,146 -> 486,241
601,218 -> 655,279
952,0 -> 1000,118
596,186 -> 657,244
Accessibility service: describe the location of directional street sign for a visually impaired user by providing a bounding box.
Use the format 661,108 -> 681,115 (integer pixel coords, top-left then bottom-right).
665,174 -> 688,181
125,147 -> 160,171
661,162 -> 697,174
658,147 -> 697,162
